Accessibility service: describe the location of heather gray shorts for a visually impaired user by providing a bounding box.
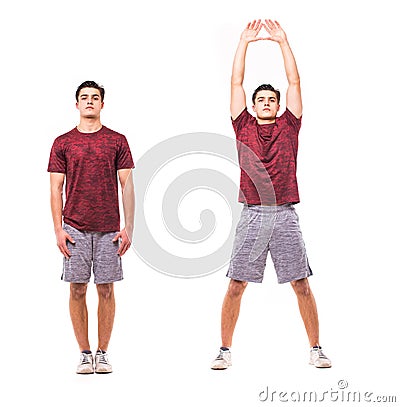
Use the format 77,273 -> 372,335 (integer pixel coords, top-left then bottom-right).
226,204 -> 312,284
62,224 -> 123,284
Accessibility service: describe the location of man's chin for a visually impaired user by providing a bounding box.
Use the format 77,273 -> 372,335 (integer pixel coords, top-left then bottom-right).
257,114 -> 276,121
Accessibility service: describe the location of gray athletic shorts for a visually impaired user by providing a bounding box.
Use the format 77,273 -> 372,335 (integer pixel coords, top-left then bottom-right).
226,204 -> 312,284
62,224 -> 123,284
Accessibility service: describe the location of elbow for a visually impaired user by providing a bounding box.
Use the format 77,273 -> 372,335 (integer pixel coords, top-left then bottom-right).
50,184 -> 63,196
289,77 -> 301,86
231,75 -> 243,87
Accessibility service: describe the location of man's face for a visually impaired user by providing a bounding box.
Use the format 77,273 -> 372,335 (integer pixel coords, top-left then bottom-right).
76,87 -> 103,118
252,90 -> 280,122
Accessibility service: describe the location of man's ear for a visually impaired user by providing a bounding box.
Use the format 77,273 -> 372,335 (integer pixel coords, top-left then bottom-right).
251,105 -> 256,113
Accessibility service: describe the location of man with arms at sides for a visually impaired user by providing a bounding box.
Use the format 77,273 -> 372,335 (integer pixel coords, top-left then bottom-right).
48,81 -> 135,374
211,20 -> 331,369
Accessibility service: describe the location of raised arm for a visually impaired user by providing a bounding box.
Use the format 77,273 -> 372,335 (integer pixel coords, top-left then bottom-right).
231,20 -> 267,120
264,20 -> 302,118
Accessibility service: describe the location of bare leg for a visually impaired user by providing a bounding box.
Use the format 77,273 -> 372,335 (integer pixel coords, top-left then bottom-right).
69,283 -> 90,351
291,278 -> 319,347
221,279 -> 248,347
97,283 -> 115,351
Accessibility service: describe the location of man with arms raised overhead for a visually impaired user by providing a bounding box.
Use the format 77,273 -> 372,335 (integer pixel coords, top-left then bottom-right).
211,20 -> 331,369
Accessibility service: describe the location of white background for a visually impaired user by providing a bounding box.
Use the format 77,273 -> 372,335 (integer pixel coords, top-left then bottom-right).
1,0 -> 399,405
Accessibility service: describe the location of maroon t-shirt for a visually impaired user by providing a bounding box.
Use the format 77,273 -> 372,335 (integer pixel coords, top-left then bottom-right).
232,108 -> 301,205
47,126 -> 134,232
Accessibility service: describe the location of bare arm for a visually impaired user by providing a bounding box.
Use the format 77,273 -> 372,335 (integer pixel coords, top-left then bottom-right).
113,168 -> 135,256
231,20 -> 267,120
50,172 -> 74,258
264,19 -> 302,118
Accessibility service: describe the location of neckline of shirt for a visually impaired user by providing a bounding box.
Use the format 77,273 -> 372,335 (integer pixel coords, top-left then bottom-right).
76,125 -> 104,134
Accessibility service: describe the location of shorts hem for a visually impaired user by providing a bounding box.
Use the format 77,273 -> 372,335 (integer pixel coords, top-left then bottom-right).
94,277 -> 124,285
62,278 -> 90,284
226,273 -> 262,284
277,271 -> 313,284
62,276 -> 124,284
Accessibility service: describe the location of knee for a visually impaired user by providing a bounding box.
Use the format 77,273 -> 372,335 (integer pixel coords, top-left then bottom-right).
97,283 -> 114,300
227,279 -> 248,298
291,278 -> 311,297
70,283 -> 88,301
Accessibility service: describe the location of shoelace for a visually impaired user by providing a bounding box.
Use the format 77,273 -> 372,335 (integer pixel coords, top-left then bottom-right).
314,348 -> 328,359
80,353 -> 92,365
216,350 -> 229,360
97,351 -> 109,364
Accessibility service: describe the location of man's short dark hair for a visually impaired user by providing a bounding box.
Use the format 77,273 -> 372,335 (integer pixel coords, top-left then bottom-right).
75,81 -> 105,102
252,84 -> 280,105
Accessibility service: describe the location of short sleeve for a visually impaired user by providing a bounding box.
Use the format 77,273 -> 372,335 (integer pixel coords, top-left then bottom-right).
232,108 -> 253,141
116,135 -> 134,170
283,108 -> 302,133
47,138 -> 66,173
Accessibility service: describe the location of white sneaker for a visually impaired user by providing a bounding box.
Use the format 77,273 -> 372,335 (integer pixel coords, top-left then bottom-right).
309,346 -> 331,368
76,351 -> 94,374
95,349 -> 113,374
211,348 -> 232,370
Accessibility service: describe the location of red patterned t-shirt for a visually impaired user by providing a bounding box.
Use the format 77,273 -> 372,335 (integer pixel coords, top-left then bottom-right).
47,126 -> 134,232
232,108 -> 301,205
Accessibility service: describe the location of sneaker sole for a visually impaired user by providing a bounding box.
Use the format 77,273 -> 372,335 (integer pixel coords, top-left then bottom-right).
211,363 -> 232,370
309,362 -> 332,368
95,369 -> 113,374
315,364 -> 331,368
